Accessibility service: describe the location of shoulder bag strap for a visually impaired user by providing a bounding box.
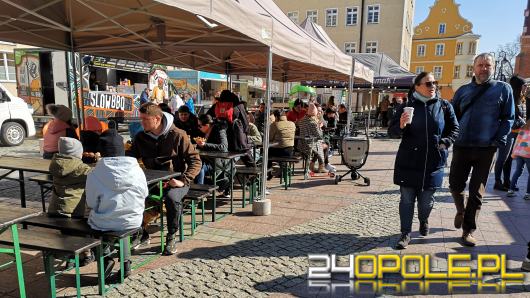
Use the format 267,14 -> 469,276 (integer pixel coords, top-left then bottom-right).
457,83 -> 492,120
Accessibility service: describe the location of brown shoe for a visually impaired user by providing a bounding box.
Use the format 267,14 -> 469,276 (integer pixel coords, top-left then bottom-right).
454,212 -> 464,229
462,232 -> 476,247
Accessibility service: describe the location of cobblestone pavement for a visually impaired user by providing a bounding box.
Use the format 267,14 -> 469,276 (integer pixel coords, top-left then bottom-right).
66,186 -> 530,297
2,137 -> 530,297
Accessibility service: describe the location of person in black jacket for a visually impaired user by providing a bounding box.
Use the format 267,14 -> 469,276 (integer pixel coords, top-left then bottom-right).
174,105 -> 199,139
389,72 -> 459,249
194,114 -> 230,195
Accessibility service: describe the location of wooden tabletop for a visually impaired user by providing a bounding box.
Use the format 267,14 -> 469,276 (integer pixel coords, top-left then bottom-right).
0,207 -> 42,229
0,156 -> 50,173
143,169 -> 181,185
198,151 -> 247,159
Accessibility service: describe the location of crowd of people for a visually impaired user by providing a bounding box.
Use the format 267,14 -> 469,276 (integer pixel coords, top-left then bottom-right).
39,52 -> 530,279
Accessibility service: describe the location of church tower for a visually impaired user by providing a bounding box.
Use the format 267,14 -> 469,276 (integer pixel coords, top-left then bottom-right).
515,0 -> 530,78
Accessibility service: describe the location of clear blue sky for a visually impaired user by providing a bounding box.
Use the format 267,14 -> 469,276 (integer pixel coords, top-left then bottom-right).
414,0 -> 527,53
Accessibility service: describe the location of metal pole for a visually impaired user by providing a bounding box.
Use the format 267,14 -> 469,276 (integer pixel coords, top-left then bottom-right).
346,58 -> 355,135
68,0 -> 83,128
260,47 -> 273,200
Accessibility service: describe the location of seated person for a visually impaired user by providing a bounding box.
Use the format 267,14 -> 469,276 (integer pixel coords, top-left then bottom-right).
297,104 -> 335,173
174,105 -> 199,139
338,104 -> 348,123
194,114 -> 231,196
48,137 -> 92,218
43,104 -> 78,159
267,109 -> 296,180
127,103 -> 201,255
86,129 -> 148,279
286,99 -> 306,124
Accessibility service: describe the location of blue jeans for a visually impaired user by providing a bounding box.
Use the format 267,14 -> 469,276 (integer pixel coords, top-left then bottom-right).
399,186 -> 436,235
495,135 -> 515,181
195,163 -> 213,185
510,157 -> 530,193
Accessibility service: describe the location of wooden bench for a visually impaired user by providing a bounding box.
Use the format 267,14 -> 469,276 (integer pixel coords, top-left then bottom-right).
268,156 -> 303,189
235,166 -> 272,206
22,215 -> 139,295
0,228 -> 101,298
28,174 -> 53,212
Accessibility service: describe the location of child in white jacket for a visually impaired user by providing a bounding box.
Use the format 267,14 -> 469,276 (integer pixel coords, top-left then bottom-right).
86,129 -> 148,279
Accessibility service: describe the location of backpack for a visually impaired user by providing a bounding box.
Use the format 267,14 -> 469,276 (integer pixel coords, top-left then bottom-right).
214,101 -> 234,123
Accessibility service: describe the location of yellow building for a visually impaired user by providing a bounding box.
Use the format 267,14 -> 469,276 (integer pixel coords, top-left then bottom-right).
410,0 -> 479,100
273,0 -> 416,69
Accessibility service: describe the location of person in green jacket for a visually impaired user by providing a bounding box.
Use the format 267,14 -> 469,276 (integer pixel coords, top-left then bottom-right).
47,137 -> 92,218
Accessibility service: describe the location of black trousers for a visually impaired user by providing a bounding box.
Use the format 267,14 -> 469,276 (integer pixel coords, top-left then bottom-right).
449,146 -> 496,233
268,147 -> 294,168
164,186 -> 190,235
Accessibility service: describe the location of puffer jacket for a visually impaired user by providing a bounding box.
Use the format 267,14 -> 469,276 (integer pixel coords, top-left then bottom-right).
269,116 -> 296,148
86,156 -> 148,231
452,79 -> 514,147
389,95 -> 459,189
48,154 -> 92,218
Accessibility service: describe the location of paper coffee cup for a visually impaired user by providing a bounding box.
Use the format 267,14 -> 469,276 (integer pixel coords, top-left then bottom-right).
403,107 -> 414,124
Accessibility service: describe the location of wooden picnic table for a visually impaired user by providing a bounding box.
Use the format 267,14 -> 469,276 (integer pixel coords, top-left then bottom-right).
0,207 -> 42,298
0,156 -> 50,208
198,151 -> 247,222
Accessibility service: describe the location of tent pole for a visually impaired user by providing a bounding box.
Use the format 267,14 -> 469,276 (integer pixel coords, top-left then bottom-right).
346,58 -> 355,135
68,0 -> 83,129
260,47 -> 273,201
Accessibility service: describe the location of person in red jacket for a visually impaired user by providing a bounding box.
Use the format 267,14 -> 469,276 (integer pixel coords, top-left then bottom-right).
287,99 -> 306,124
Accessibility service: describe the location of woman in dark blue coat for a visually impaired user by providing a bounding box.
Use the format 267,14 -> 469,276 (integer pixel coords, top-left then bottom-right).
389,72 -> 459,249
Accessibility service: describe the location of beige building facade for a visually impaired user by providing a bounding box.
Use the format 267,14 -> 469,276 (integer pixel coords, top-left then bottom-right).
0,41 -> 21,95
273,0 -> 416,68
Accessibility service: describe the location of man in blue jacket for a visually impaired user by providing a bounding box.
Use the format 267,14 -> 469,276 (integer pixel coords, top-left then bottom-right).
449,53 -> 514,247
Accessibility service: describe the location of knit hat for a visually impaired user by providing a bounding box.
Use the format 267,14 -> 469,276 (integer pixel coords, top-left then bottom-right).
58,137 -> 83,159
97,129 -> 125,157
46,104 -> 72,123
307,103 -> 318,116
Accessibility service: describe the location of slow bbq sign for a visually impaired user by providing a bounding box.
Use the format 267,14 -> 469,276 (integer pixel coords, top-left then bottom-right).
85,91 -> 134,111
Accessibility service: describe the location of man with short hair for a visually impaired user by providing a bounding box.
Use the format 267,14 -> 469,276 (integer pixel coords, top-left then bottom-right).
449,53 -> 514,247
174,105 -> 199,138
127,103 -> 202,255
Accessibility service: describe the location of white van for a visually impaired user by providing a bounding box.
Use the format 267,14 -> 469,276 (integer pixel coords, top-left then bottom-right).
0,84 -> 36,146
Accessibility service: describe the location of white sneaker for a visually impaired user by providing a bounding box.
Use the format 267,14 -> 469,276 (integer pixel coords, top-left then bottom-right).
265,189 -> 271,195
325,164 -> 336,172
507,190 -> 516,197
524,194 -> 530,200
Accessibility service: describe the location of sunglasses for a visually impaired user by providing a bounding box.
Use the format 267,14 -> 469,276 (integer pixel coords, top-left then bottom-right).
421,81 -> 438,88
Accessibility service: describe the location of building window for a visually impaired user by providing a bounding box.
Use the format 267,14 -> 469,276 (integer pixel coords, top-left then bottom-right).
433,66 -> 443,79
365,41 -> 378,53
367,5 -> 380,24
468,41 -> 476,55
456,42 -> 463,55
287,11 -> 299,23
0,52 -> 15,82
345,7 -> 358,26
417,44 -> 426,57
466,65 -> 474,78
307,10 -> 318,23
344,42 -> 357,55
435,43 -> 445,56
326,8 -> 338,27
415,66 -> 425,74
438,23 -> 446,34
453,65 -> 461,79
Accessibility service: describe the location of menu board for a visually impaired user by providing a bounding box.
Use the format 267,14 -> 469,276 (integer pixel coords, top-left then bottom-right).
90,56 -> 151,73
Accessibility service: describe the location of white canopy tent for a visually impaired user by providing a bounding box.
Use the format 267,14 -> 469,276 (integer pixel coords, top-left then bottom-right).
0,0 -> 373,202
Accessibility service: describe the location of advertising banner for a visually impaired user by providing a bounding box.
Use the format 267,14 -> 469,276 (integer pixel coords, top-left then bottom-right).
14,50 -> 43,114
